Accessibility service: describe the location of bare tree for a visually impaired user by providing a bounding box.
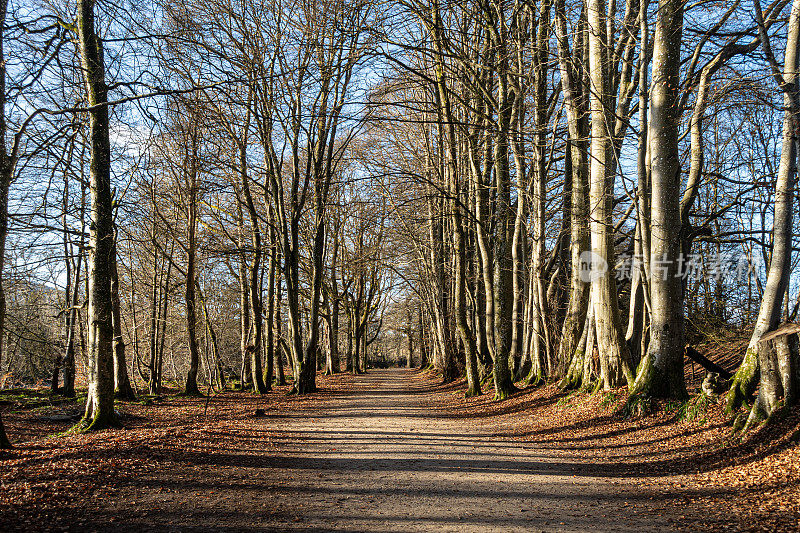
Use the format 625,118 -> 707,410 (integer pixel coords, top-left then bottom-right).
76,0 -> 118,430
736,0 -> 800,429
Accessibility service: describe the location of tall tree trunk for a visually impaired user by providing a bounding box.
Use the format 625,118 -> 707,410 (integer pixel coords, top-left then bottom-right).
625,226 -> 644,367
453,177 -> 481,397
555,0 -> 591,388
418,306 -> 429,369
345,309 -> 354,372
111,229 -> 135,400
738,0 -> 800,425
53,173 -> 77,394
524,0 -> 552,385
429,18 -> 480,394
150,250 -> 171,395
587,0 -> 633,389
629,0 -> 687,401
327,295 -> 340,374
0,0 -> 12,447
296,213 -> 325,394
63,200 -> 85,399
236,200 -> 252,390
325,230 -> 340,375
240,142 -> 267,394
0,0 -> 9,445
635,0 -> 652,350
406,305 -> 415,368
184,160 -> 200,396
199,284 -> 224,390
156,257 -> 170,394
77,0 -> 118,429
274,267 -> 287,386
264,236 -> 277,387
285,219 -> 305,386
62,249 -> 81,398
469,110 -> 503,394
427,191 -> 454,382
148,250 -> 160,395
490,72 -> 517,400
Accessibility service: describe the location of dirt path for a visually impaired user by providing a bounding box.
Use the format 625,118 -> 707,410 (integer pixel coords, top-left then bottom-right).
88,368 -> 685,532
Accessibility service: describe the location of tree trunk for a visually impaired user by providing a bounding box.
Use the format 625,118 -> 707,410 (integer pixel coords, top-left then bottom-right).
156,260 -> 169,393
745,335 -> 791,429
77,0 -> 118,430
587,0 -> 633,390
62,246 -> 82,398
737,0 -> 800,423
111,229 -> 135,400
274,267 -> 287,387
150,251 -> 171,395
406,306 -> 414,369
493,89 -> 518,399
346,310 -> 354,372
148,250 -> 160,395
429,21 -> 480,395
554,0 -> 590,388
240,143 -> 267,394
296,213 -> 325,394
525,0 -> 552,385
328,296 -> 340,374
428,191 -> 454,382
625,227 -> 644,368
629,0 -> 687,401
199,284 -> 224,390
0,0 -> 11,447
264,236 -> 277,387
635,0 -> 652,351
236,200 -> 252,390
184,158 -> 200,396
325,231 -> 340,375
418,306 -> 429,369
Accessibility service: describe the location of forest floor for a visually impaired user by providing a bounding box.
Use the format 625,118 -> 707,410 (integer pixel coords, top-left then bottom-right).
1,368 -> 798,532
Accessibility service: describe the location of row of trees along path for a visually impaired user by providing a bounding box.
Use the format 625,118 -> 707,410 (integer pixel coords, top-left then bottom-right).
0,0 -> 799,467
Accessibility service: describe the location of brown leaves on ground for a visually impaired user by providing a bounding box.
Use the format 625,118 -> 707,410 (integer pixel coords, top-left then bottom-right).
0,373 -> 352,531
2,370 -> 798,532
425,373 -> 800,532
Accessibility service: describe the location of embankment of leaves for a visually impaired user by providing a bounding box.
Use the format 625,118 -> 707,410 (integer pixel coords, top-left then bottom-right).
422,370 -> 799,532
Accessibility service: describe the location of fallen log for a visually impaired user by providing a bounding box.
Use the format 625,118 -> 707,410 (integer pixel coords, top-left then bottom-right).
757,322 -> 800,344
685,346 -> 732,380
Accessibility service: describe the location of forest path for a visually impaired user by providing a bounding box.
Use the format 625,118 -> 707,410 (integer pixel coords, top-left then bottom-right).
106,368 -> 684,532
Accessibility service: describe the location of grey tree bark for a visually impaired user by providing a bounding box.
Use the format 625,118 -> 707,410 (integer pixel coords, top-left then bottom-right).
554,1 -> 591,389
739,0 -> 800,427
427,8 -> 481,394
183,122 -> 201,397
77,0 -> 119,430
238,125 -> 267,394
264,227 -> 278,386
587,0 -> 634,389
0,0 -> 13,446
325,221 -> 341,375
111,228 -> 135,400
236,197 -> 252,390
629,0 -> 687,401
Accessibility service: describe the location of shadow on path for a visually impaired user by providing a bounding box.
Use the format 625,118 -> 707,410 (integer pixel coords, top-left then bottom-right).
87,369 -> 693,532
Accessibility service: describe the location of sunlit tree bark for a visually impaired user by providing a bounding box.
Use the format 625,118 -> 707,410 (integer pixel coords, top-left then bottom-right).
76,0 -> 118,430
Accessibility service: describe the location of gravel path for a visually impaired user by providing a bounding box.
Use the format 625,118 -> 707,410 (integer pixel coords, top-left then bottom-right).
102,368 -> 684,532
